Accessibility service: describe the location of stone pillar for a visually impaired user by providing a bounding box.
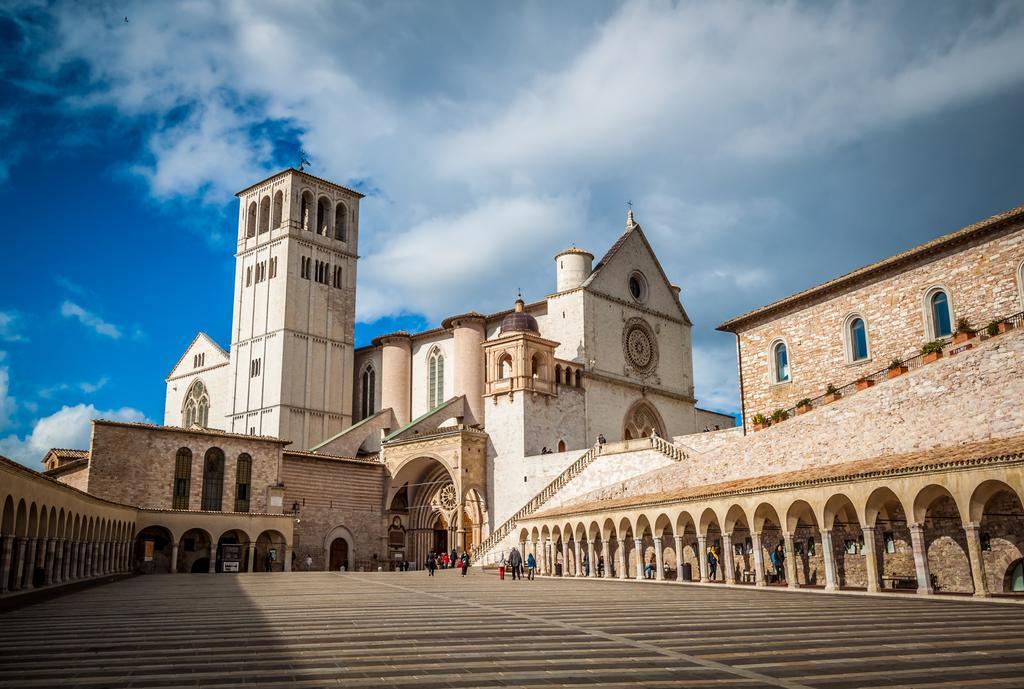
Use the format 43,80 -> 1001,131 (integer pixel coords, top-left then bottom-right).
247,543 -> 256,573
44,539 -> 56,585
448,315 -> 486,426
83,542 -> 92,577
861,526 -> 880,593
209,546 -> 218,573
633,538 -> 644,580
0,536 -> 13,594
21,538 -> 37,589
67,542 -> 76,580
964,523 -> 989,598
11,538 -> 27,591
820,529 -> 838,592
783,532 -> 799,589
52,539 -> 64,585
378,333 -> 412,428
751,532 -> 766,587
574,541 -> 583,577
653,537 -> 664,581
674,535 -> 685,582
588,541 -> 598,578
283,546 -> 292,572
602,539 -> 612,579
908,523 -> 933,594
617,539 -> 627,579
722,534 -> 736,585
170,543 -> 180,574
697,535 -> 709,583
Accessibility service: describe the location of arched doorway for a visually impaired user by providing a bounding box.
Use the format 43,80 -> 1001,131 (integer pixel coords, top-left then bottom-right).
178,528 -> 212,573
216,530 -> 250,573
329,538 -> 349,571
1007,560 -> 1024,592
432,514 -> 449,555
256,530 -> 287,572
622,400 -> 665,440
133,526 -> 174,574
386,455 -> 471,568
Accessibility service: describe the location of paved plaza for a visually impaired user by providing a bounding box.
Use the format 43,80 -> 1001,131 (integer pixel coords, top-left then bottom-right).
1,572 -> 1023,689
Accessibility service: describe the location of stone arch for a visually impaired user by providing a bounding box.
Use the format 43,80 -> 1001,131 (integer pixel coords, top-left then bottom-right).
258,195 -> 271,234
914,484 -> 971,593
256,529 -> 288,572
622,399 -> 666,441
134,524 -> 175,574
179,527 -> 214,574
334,201 -> 348,241
786,499 -> 822,587
822,492 -> 864,589
316,195 -> 332,235
971,480 -> 1024,593
388,454 -> 462,565
245,200 -> 257,237
300,190 -> 314,230
272,190 -> 283,228
324,524 -> 355,572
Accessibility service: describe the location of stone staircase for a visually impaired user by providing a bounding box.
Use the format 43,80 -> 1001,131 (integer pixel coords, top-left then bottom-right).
475,436 -> 688,563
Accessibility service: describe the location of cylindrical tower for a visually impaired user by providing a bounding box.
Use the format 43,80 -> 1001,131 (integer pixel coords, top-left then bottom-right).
444,313 -> 487,427
375,333 -> 412,428
554,247 -> 594,293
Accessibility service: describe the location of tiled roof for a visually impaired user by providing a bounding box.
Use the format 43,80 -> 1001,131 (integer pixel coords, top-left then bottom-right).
47,448 -> 89,460
531,434 -> 1024,520
93,419 -> 291,444
718,203 -> 1024,331
283,449 -> 384,465
235,168 -> 366,199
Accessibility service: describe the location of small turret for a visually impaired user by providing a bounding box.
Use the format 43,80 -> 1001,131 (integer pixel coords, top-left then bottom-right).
554,247 -> 594,293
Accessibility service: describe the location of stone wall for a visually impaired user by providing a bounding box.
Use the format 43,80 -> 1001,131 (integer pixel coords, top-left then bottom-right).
281,454 -> 387,571
731,221 -> 1024,422
84,422 -> 285,513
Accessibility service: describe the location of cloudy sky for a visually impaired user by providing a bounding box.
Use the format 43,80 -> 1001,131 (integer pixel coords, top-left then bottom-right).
1,1 -> 1023,466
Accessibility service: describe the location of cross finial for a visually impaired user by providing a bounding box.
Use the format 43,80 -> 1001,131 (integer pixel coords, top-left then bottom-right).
626,201 -> 636,229
298,151 -> 311,171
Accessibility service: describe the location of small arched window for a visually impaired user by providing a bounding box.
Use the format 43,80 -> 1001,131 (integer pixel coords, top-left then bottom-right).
272,190 -> 283,229
557,439 -> 566,452
234,454 -> 251,513
361,365 -> 376,420
574,370 -> 582,387
246,201 -> 257,238
929,289 -> 953,338
428,348 -> 445,409
1017,260 -> 1024,310
498,353 -> 513,379
531,353 -> 543,379
300,191 -> 314,231
172,448 -> 192,510
335,203 -> 347,241
849,317 -> 869,362
317,197 -> 331,236
554,365 -> 562,385
771,341 -> 790,383
258,195 -> 270,234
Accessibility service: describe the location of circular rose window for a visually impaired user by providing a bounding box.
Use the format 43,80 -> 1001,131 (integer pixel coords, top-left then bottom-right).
438,483 -> 458,510
622,318 -> 658,374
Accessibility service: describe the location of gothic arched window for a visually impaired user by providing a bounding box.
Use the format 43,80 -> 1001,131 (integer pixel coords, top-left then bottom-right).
316,197 -> 331,236
428,348 -> 445,409
201,447 -> 225,512
182,379 -> 210,428
361,365 -> 376,420
258,195 -> 270,234
272,190 -> 283,229
335,202 -> 347,241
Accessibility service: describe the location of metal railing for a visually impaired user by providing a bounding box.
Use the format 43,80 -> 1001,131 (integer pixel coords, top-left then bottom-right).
754,309 -> 1023,427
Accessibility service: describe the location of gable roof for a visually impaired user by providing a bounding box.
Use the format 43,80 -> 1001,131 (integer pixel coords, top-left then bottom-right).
165,331 -> 230,380
718,202 -> 1024,332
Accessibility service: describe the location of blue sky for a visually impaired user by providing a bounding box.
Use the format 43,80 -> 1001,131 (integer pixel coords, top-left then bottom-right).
1,1 -> 1024,466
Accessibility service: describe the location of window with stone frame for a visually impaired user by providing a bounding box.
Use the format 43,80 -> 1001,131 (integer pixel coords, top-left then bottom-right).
848,316 -> 869,362
428,348 -> 445,409
927,288 -> 953,338
182,379 -> 210,428
234,454 -> 252,513
201,447 -> 225,512
361,365 -> 375,420
770,340 -> 790,383
172,448 -> 192,510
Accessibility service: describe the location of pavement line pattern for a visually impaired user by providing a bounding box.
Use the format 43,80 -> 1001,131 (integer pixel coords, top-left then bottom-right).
1,571 -> 1023,688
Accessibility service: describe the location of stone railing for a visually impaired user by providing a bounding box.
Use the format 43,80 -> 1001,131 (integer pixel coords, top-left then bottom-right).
651,434 -> 687,462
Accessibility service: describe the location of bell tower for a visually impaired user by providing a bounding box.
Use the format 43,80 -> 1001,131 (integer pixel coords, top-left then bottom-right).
228,169 -> 364,448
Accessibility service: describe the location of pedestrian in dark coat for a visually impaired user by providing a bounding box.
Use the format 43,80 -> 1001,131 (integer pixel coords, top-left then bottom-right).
460,552 -> 470,576
426,552 -> 437,576
508,547 -> 523,580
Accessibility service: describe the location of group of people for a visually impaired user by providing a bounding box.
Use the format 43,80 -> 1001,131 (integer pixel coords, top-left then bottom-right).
425,549 -> 470,576
499,547 -> 539,580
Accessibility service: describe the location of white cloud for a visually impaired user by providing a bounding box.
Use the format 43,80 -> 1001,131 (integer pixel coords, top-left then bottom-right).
38,376 -> 110,399
0,353 -> 14,431
0,311 -> 28,343
0,404 -> 147,468
60,301 -> 122,339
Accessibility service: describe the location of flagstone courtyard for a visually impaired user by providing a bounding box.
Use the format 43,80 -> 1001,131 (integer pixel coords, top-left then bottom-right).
1,572 -> 1023,689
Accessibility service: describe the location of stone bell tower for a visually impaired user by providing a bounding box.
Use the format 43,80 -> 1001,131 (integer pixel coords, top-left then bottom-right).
228,169 -> 364,448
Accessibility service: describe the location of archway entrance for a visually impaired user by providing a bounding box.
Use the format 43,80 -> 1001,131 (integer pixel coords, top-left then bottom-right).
433,514 -> 449,555
133,526 -> 173,574
329,538 -> 349,571
216,530 -> 249,573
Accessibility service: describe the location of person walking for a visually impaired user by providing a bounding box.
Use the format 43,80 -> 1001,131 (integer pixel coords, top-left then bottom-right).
450,548 -> 458,569
303,554 -> 313,571
426,552 -> 437,576
508,547 -> 523,580
707,546 -> 719,580
441,552 -> 449,569
771,544 -> 786,584
526,552 -> 536,580
582,551 -> 590,577
460,552 -> 470,576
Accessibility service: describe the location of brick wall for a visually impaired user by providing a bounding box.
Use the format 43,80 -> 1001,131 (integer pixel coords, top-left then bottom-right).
731,221 -> 1024,423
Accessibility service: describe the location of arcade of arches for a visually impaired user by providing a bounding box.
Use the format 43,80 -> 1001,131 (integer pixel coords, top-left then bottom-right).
519,437 -> 1024,597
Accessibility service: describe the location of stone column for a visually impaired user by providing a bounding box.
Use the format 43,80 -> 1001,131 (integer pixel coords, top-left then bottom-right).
52,539 -> 65,585
653,537 -> 664,581
602,539 -> 612,579
574,541 -> 583,577
588,541 -> 598,578
861,526 -> 880,593
674,535 -> 685,582
209,546 -> 218,573
67,542 -> 76,580
722,534 -> 736,585
247,543 -> 256,573
378,334 -> 413,428
170,543 -> 180,574
83,542 -> 93,577
697,535 -> 709,583
617,539 -> 628,579
783,532 -> 799,589
633,538 -> 644,580
908,523 -> 933,594
964,522 -> 989,598
449,315 -> 486,426
0,536 -> 13,594
11,538 -> 27,591
21,538 -> 37,589
44,539 -> 56,585
751,532 -> 766,587
820,529 -> 839,592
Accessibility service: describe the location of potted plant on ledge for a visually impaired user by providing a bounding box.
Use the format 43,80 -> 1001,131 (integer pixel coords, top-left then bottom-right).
887,358 -> 908,379
822,383 -> 841,404
796,398 -> 812,415
987,318 -> 1015,336
751,413 -> 770,432
951,317 -> 975,345
854,375 -> 875,391
921,339 -> 944,364
771,408 -> 789,424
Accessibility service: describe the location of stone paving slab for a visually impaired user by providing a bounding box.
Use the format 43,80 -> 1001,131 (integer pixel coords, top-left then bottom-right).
0,571 -> 1022,688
